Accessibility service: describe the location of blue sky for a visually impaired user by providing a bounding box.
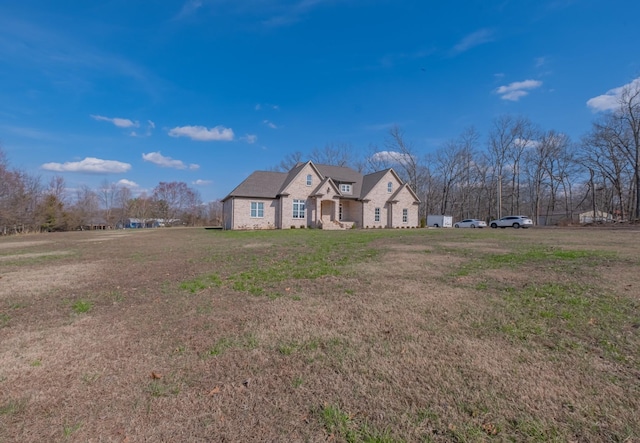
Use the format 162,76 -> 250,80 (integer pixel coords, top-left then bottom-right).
1,0 -> 639,202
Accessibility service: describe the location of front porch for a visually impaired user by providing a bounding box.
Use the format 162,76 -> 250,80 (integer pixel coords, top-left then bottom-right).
316,199 -> 357,230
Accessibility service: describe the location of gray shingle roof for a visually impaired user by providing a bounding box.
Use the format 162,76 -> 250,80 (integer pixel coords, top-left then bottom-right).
315,163 -> 364,197
222,170 -> 288,200
360,169 -> 391,199
223,162 -> 417,203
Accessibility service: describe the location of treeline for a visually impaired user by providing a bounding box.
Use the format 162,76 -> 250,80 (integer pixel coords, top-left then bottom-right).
0,152 -> 221,234
2,83 -> 639,234
280,82 -> 640,225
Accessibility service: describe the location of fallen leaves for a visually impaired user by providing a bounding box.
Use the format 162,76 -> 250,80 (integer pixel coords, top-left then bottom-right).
208,386 -> 221,396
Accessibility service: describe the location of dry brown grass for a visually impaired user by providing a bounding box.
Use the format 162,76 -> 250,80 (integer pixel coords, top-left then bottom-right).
1,227 -> 639,442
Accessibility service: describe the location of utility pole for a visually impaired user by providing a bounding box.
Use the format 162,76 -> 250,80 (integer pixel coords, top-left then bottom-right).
497,174 -> 502,218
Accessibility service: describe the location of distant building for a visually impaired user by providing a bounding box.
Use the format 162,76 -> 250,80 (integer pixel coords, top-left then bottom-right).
579,210 -> 614,224
117,218 -> 160,229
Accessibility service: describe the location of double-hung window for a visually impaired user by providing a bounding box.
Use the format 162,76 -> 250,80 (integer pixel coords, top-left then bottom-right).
387,182 -> 393,193
306,174 -> 312,186
250,202 -> 264,218
374,207 -> 380,222
402,208 -> 408,223
292,199 -> 306,219
340,184 -> 351,194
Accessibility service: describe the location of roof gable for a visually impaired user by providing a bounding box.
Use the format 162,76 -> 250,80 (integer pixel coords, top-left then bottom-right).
311,176 -> 341,197
388,182 -> 421,203
314,163 -> 364,197
277,161 -> 325,195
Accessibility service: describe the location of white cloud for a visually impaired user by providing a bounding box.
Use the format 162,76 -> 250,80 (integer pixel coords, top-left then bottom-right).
242,134 -> 258,144
371,151 -> 414,164
514,138 -> 540,149
168,125 -> 234,141
453,29 -> 494,54
129,120 -> 156,138
495,79 -> 542,101
142,151 -> 199,170
587,78 -> 640,112
255,103 -> 280,111
41,157 -> 131,173
91,114 -> 139,128
117,179 -> 140,188
535,57 -> 548,68
175,0 -> 203,19
192,179 -> 212,186
263,120 -> 278,129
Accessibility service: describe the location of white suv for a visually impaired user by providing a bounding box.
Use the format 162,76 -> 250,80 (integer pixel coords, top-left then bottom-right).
489,215 -> 533,229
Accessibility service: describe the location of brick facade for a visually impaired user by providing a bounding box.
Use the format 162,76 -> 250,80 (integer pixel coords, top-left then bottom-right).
223,161 -> 420,230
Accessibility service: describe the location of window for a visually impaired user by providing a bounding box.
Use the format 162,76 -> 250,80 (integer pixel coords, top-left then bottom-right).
339,203 -> 343,221
388,182 -> 393,193
374,207 -> 380,222
402,208 -> 408,223
292,199 -> 306,219
306,174 -> 312,186
250,202 -> 264,218
340,184 -> 351,194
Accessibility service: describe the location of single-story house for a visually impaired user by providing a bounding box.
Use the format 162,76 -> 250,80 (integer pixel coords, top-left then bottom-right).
117,218 -> 161,229
80,217 -> 109,230
222,161 -> 420,230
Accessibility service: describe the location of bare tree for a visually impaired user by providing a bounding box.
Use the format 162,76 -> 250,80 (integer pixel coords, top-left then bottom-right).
0,148 -> 43,234
431,140 -> 468,216
128,194 -> 153,223
487,115 -> 524,217
274,151 -> 305,171
581,119 -> 633,220
309,142 -> 355,167
614,82 -> 640,218
116,185 -> 132,226
98,179 -> 119,228
71,185 -> 100,230
152,181 -> 201,226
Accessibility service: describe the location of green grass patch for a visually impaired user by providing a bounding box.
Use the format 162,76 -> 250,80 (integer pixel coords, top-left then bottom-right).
72,300 -> 92,314
452,246 -> 616,278
206,337 -> 234,357
180,273 -> 222,293
0,312 -> 9,328
201,334 -> 259,358
0,252 -> 74,266
62,422 -> 82,438
197,229 -> 389,296
318,404 -> 400,443
494,282 -> 640,364
0,398 -> 27,415
146,380 -> 179,397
